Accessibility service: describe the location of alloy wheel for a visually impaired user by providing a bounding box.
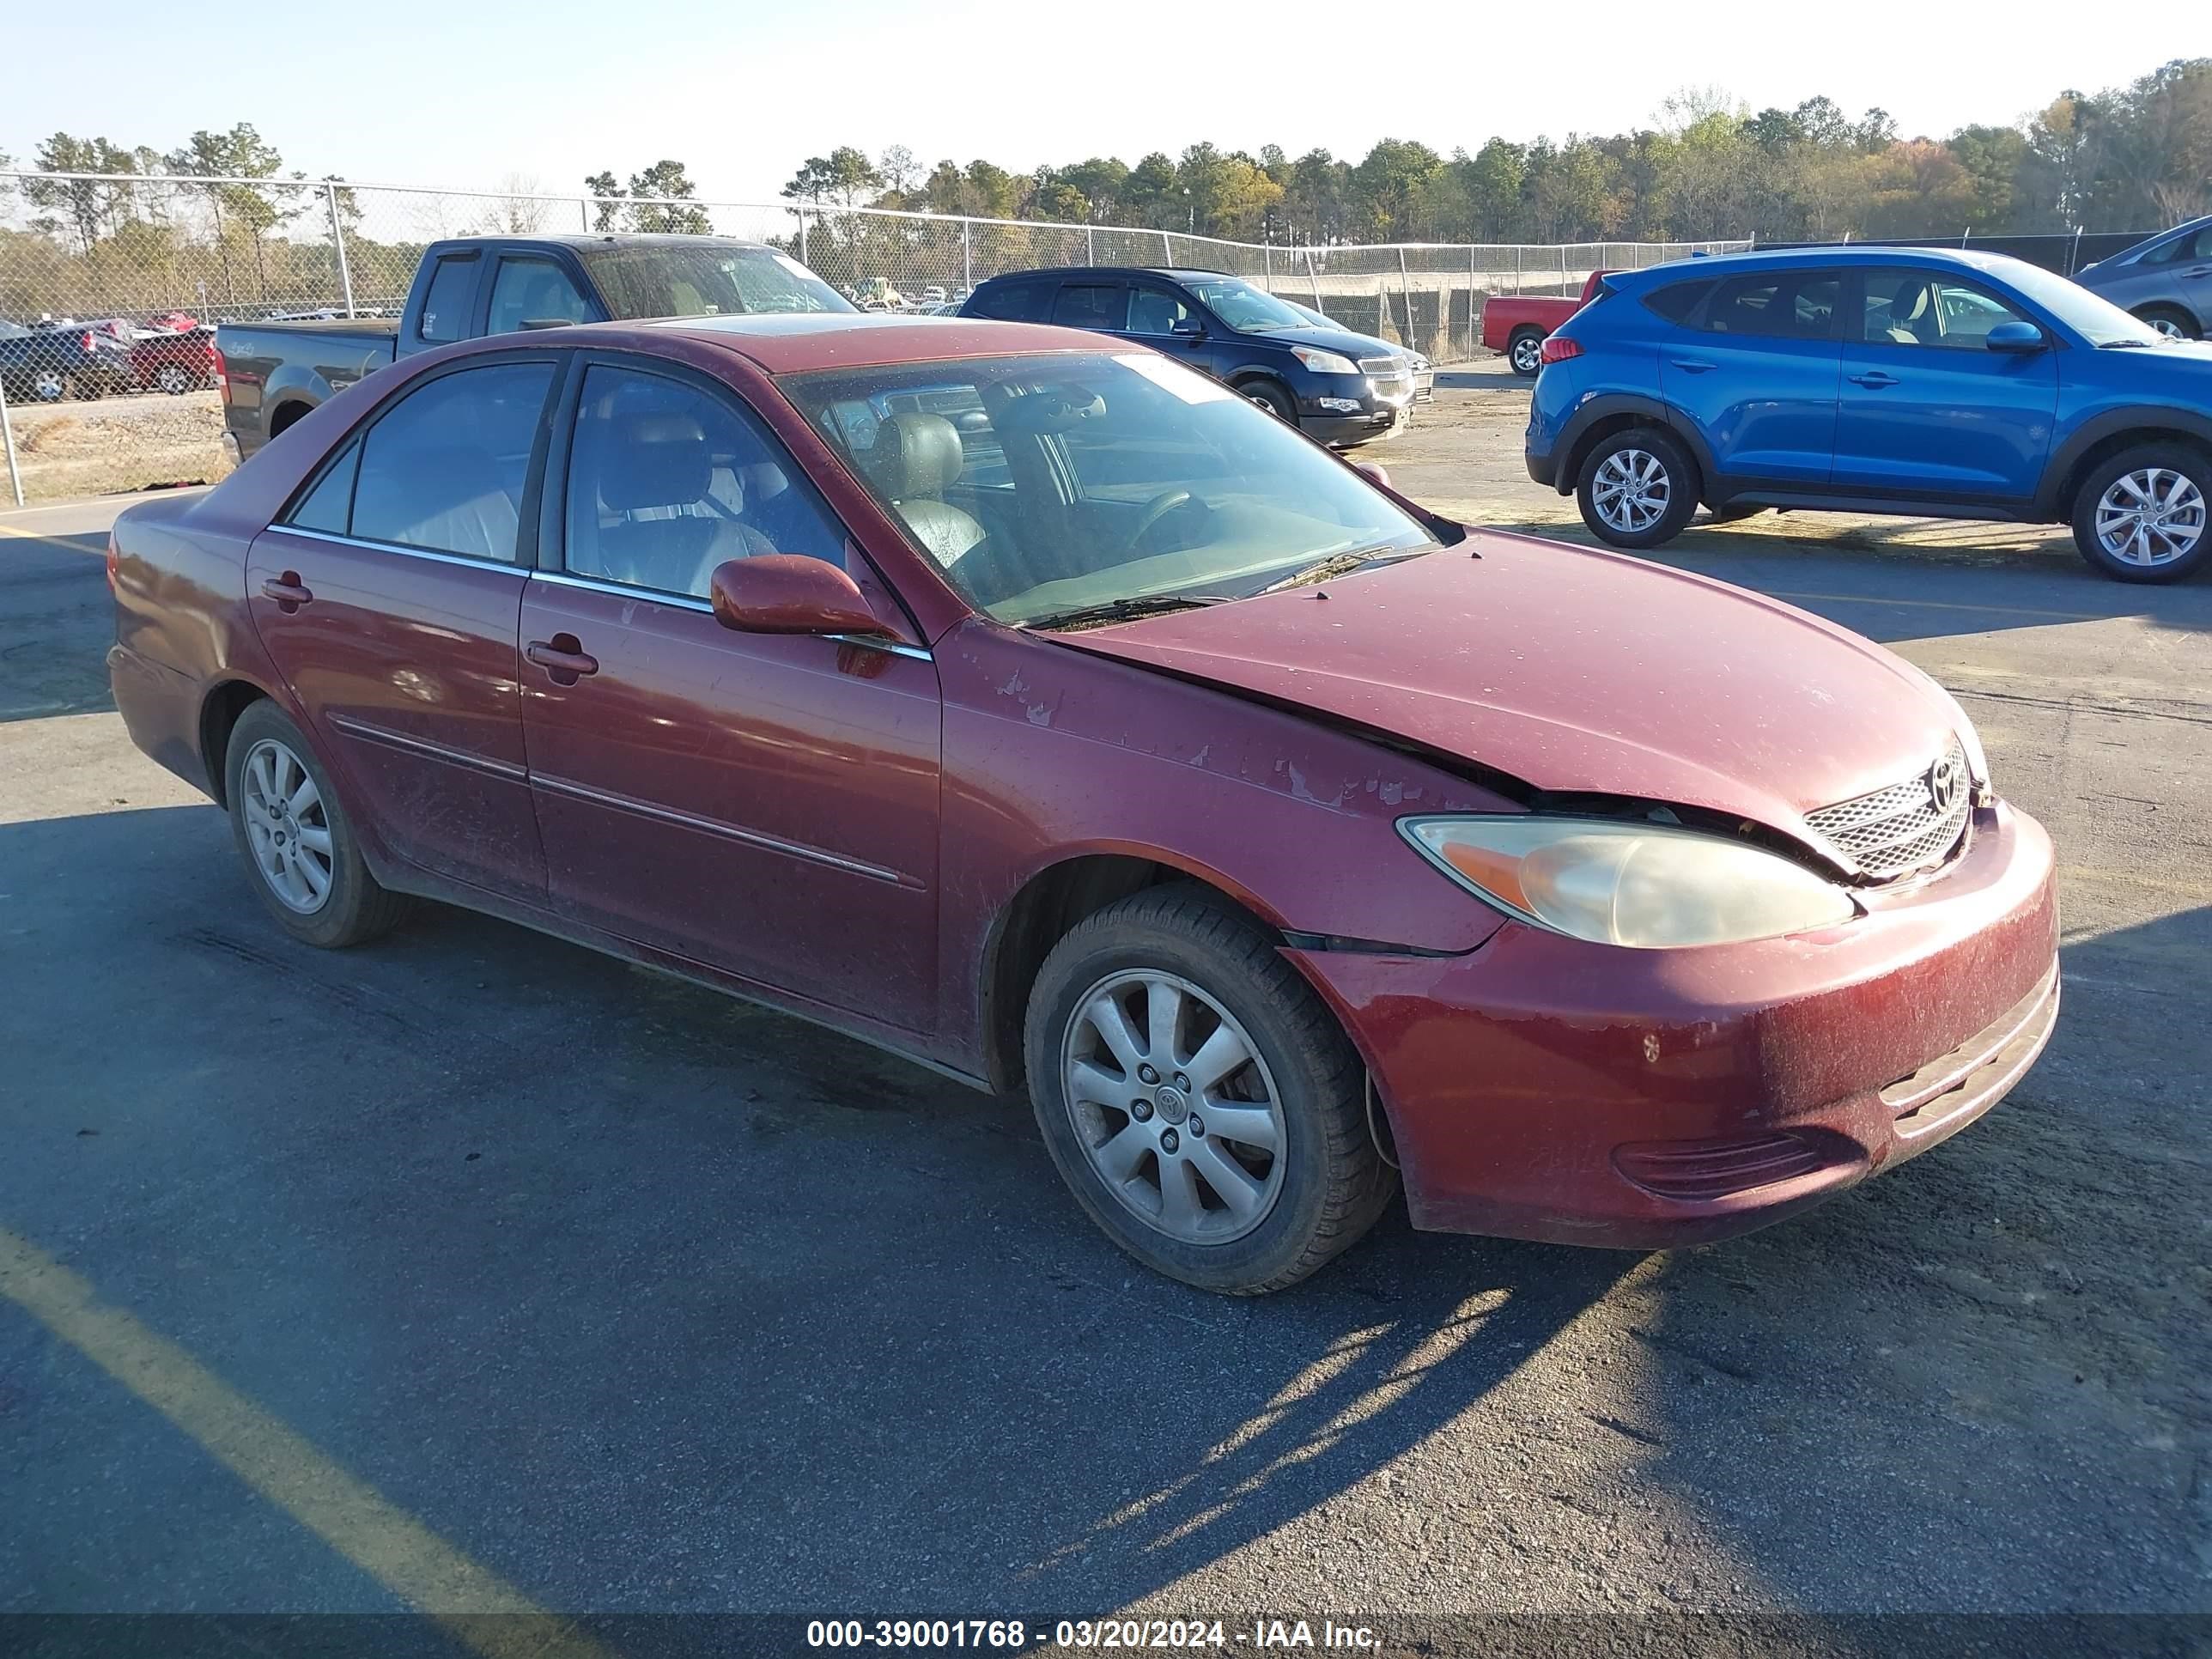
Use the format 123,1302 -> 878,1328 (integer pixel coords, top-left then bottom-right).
1591,447 -> 1673,535
1511,336 -> 1543,374
2095,467 -> 2205,568
32,370 -> 64,402
2148,316 -> 2186,340
240,738 -> 335,914
1060,969 -> 1287,1245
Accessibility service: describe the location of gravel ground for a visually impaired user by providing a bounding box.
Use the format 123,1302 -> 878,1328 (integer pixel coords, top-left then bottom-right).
1,373 -> 2208,1656
3,389 -> 234,502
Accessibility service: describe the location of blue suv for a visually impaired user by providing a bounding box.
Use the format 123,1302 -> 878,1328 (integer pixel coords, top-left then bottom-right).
1524,247 -> 2212,583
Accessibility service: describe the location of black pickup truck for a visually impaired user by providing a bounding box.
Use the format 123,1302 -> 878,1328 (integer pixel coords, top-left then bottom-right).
216,233 -> 852,459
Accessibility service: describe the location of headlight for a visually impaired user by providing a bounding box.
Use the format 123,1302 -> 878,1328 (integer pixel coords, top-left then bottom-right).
1400,815 -> 1858,949
1291,346 -> 1360,375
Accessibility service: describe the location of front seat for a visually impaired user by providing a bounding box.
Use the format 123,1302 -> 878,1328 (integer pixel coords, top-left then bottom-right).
861,412 -> 986,568
589,412 -> 770,596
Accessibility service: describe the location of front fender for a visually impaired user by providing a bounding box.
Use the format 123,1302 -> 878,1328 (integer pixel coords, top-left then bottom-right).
934,620 -> 1513,1067
2037,403 -> 2212,517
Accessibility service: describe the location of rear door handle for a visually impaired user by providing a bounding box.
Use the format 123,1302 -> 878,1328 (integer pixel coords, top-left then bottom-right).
1848,370 -> 1899,388
260,573 -> 313,610
526,635 -> 599,684
1669,358 -> 1717,373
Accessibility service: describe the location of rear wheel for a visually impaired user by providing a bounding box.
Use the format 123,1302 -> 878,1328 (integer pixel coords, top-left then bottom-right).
2135,306 -> 2200,342
2070,445 -> 2210,583
1576,426 -> 1699,550
155,363 -> 192,395
1240,378 -> 1297,426
223,700 -> 410,947
1507,327 -> 1545,377
1024,886 -> 1395,1294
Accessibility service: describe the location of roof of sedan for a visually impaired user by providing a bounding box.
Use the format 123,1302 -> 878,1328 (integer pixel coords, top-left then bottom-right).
647,311 -> 1120,373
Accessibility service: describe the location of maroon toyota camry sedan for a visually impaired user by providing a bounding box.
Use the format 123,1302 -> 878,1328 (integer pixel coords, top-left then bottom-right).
106,312 -> 2059,1293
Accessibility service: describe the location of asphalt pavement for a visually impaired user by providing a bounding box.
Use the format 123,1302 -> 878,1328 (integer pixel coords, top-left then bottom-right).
2,459 -> 2207,1655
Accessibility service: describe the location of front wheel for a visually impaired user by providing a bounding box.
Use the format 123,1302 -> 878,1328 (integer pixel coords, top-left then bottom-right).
224,700 -> 410,947
1576,426 -> 1699,550
1024,886 -> 1396,1294
155,363 -> 192,394
2135,307 -> 2200,342
1241,379 -> 1297,426
2070,445 -> 2210,583
1507,328 -> 1545,377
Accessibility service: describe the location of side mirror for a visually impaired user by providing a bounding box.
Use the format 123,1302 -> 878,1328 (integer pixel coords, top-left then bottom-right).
1352,460 -> 1391,489
1170,318 -> 1206,339
1984,320 -> 2048,354
708,556 -> 890,637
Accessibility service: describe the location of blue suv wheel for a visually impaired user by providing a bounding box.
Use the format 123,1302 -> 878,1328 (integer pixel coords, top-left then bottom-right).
1576,427 -> 1699,550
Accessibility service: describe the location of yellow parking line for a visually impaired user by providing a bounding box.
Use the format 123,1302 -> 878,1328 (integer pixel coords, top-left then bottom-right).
0,1226 -> 613,1659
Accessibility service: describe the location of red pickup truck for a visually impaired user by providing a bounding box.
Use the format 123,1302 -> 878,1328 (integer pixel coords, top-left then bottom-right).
1483,270 -> 1615,377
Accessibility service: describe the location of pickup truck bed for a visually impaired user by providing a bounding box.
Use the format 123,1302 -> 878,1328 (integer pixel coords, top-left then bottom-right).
217,318 -> 398,447
1483,271 -> 1615,377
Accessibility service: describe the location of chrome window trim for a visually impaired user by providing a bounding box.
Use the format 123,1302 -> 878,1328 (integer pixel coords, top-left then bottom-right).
266,524 -> 526,574
264,532 -> 934,660
528,570 -> 933,659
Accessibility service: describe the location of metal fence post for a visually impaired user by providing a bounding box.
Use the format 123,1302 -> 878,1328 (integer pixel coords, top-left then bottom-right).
1263,243 -> 1273,286
1160,228 -> 1173,264
1086,224 -> 1096,264
580,198 -> 592,232
1516,246 -> 1523,295
961,218 -> 973,290
800,209 -> 811,269
0,375 -> 22,507
1560,244 -> 1570,295
1396,247 -> 1413,347
326,181 -> 357,318
2069,224 -> 2083,276
1306,246 -> 1323,311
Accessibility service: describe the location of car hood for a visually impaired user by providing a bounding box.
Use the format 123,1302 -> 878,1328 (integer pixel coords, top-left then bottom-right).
1048,532 -> 1966,860
1254,323 -> 1401,360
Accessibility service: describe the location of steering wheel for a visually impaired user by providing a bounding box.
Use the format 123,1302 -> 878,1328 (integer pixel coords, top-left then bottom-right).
1130,489 -> 1199,551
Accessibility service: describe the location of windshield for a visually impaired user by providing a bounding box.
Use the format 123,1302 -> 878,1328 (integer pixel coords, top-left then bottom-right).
1995,260 -> 2163,347
580,245 -> 854,319
1183,278 -> 1316,333
781,350 -> 1437,625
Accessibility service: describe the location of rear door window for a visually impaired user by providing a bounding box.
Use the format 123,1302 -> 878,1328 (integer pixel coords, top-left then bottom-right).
416,255 -> 480,343
350,362 -> 556,562
1126,286 -> 1200,336
1053,284 -> 1129,331
285,441 -> 361,535
1698,271 -> 1841,339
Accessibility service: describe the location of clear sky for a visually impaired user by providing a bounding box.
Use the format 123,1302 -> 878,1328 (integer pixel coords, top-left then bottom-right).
3,0 -> 2200,204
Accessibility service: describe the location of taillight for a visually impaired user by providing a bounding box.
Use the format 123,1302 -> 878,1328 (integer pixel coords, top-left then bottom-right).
214,346 -> 229,400
106,535 -> 120,594
82,331 -> 97,352
1539,336 -> 1583,365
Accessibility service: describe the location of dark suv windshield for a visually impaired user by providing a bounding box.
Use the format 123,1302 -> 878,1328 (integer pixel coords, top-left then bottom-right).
1182,278 -> 1315,332
782,350 -> 1435,624
580,245 -> 854,319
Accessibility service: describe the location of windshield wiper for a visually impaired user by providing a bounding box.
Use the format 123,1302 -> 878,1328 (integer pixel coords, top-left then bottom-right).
1256,544 -> 1435,596
1023,592 -> 1231,630
2100,338 -> 2156,349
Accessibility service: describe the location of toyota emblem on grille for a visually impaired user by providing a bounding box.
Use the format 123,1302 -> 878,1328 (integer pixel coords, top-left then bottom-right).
1925,752 -> 1964,815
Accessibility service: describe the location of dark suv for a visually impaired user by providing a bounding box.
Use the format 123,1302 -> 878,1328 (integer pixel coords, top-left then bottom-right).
961,267 -> 1425,447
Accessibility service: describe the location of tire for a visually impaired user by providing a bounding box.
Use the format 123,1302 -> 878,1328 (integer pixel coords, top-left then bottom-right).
1576,426 -> 1699,550
155,363 -> 191,395
31,369 -> 64,403
1507,327 -> 1545,377
1023,884 -> 1396,1295
1240,379 -> 1297,426
2134,306 -> 2201,342
223,700 -> 410,947
2069,443 -> 2211,583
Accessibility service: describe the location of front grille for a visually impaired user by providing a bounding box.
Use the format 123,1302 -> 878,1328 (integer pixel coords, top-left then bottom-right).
1360,356 -> 1413,399
1804,737 -> 1971,880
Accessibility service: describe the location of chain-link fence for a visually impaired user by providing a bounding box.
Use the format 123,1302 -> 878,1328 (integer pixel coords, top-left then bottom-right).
0,169 -> 1746,504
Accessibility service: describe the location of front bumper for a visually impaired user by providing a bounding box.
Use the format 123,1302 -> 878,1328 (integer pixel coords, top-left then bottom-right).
1304,396 -> 1410,448
1291,799 -> 2060,1249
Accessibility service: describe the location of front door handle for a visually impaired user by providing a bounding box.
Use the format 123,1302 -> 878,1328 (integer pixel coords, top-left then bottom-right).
526,635 -> 599,685
260,572 -> 313,611
1848,370 -> 1899,388
1669,358 -> 1717,373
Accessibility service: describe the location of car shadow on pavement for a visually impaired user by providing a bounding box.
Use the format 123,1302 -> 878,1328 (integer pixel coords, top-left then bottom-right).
2,802 -> 1634,1620
1620,903 -> 2211,1617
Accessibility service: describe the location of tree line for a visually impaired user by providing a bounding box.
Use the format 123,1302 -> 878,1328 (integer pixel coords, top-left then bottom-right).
779,58 -> 2210,245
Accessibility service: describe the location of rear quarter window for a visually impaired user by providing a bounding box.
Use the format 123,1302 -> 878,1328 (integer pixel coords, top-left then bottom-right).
968,280 -> 1053,322
1643,279 -> 1716,325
